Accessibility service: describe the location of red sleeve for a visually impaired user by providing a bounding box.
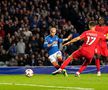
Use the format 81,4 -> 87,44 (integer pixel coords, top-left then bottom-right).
104,26 -> 108,34
79,31 -> 86,39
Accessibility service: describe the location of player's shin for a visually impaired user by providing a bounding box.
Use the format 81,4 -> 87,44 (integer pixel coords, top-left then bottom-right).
78,60 -> 90,73
60,55 -> 73,69
95,59 -> 101,76
58,58 -> 63,66
95,59 -> 100,72
52,62 -> 60,69
52,55 -> 72,75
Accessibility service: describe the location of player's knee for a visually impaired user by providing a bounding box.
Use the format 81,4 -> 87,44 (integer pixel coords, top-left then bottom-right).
57,57 -> 62,61
52,61 -> 58,66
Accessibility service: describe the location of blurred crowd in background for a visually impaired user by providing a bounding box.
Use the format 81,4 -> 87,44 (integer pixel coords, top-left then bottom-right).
0,0 -> 108,66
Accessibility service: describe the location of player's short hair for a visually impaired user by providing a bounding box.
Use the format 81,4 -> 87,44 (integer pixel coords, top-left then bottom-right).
88,21 -> 96,27
49,26 -> 56,31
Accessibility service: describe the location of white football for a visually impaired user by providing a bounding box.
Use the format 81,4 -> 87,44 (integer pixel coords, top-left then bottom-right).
25,69 -> 33,77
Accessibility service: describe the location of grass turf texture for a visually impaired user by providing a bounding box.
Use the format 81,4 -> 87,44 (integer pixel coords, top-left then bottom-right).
0,74 -> 107,90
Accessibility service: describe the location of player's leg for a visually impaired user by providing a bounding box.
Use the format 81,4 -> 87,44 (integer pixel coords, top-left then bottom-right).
57,57 -> 63,65
51,61 -> 68,76
95,54 -> 101,76
52,50 -> 79,75
75,50 -> 93,77
52,54 -> 71,76
52,55 -> 73,75
75,59 -> 91,77
49,51 -> 67,76
48,54 -> 60,69
57,51 -> 63,65
51,62 -> 60,69
57,52 -> 68,76
95,47 -> 101,76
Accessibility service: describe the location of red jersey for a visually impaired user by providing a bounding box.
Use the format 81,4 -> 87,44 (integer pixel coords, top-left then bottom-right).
95,25 -> 102,32
80,30 -> 106,51
72,30 -> 105,61
96,25 -> 108,34
95,25 -> 108,56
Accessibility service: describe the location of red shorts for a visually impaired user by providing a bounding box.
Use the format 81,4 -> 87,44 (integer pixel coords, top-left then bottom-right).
72,48 -> 93,62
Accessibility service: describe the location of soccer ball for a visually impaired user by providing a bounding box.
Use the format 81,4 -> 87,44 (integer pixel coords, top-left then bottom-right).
25,69 -> 33,77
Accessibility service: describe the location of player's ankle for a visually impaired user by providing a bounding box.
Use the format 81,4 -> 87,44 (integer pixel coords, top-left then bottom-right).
97,71 -> 101,73
58,68 -> 62,71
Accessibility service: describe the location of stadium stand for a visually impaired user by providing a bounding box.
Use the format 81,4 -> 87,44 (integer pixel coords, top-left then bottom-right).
0,0 -> 108,66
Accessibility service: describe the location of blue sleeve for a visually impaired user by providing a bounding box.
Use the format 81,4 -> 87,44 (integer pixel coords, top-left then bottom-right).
43,37 -> 48,48
58,37 -> 63,43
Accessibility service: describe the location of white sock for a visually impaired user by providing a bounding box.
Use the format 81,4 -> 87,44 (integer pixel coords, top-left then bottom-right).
76,71 -> 80,75
58,68 -> 62,71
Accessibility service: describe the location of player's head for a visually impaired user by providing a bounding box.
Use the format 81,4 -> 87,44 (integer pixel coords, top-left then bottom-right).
50,27 -> 56,37
88,21 -> 96,30
98,17 -> 105,25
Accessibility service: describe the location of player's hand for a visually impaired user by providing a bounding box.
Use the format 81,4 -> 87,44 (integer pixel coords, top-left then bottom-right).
63,42 -> 70,46
52,41 -> 57,45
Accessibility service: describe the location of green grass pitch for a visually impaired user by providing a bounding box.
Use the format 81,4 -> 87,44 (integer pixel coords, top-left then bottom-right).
0,74 -> 108,90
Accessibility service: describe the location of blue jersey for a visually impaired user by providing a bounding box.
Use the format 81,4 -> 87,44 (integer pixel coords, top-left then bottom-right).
44,35 -> 63,55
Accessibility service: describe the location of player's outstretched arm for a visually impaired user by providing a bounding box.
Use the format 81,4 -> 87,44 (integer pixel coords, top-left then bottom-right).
63,36 -> 80,46
63,38 -> 68,42
62,35 -> 72,42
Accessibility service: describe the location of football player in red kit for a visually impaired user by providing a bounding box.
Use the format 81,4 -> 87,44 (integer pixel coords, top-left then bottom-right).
95,17 -> 108,76
52,21 -> 107,77
74,17 -> 108,76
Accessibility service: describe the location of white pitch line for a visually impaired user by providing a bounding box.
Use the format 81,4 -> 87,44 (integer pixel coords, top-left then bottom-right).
0,82 -> 94,90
